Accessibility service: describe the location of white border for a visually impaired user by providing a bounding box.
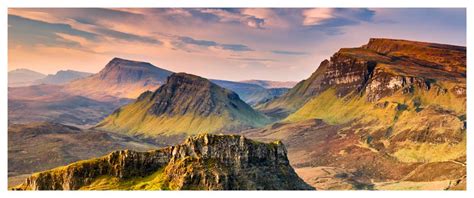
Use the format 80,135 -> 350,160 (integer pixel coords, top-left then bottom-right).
0,0 -> 472,198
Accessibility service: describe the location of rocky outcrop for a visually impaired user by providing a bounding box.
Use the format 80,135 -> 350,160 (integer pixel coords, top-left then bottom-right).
14,134 -> 314,190
364,67 -> 435,102
258,38 -> 466,117
362,38 -> 466,74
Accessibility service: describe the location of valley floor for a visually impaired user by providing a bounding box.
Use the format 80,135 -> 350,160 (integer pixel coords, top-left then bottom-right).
294,167 -> 462,190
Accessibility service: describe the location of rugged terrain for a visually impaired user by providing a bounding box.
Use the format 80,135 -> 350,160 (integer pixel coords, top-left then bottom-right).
97,73 -> 270,143
249,38 -> 466,190
8,122 -> 159,188
8,38 -> 466,191
13,134 -> 313,190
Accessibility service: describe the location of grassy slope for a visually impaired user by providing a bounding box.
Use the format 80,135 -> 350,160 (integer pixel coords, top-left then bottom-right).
80,168 -> 169,190
98,88 -> 270,138
285,80 -> 465,163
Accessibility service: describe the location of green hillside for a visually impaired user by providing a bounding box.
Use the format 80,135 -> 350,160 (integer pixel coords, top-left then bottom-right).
97,73 -> 270,139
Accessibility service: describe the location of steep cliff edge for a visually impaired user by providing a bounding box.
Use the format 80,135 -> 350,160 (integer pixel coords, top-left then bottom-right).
258,38 -> 465,119
249,38 -> 465,190
14,134 -> 313,190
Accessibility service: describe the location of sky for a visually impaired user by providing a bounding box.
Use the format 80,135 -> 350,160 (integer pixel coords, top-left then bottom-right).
8,8 -> 466,81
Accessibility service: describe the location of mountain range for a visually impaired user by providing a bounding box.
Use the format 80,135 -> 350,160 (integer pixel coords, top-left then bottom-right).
38,70 -> 92,85
8,38 -> 466,190
8,69 -> 92,87
8,58 -> 291,127
8,69 -> 46,87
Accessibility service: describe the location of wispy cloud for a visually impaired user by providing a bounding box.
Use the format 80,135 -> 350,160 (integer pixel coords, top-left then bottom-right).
302,8 -> 376,35
194,8 -> 266,29
175,36 -> 253,52
220,44 -> 253,52
8,14 -> 98,48
271,50 -> 308,55
94,27 -> 162,45
228,57 -> 275,62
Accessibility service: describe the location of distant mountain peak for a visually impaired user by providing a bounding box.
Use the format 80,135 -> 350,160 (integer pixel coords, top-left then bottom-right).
100,57 -> 162,75
10,68 -> 42,73
8,68 -> 46,87
63,57 -> 173,100
36,70 -> 93,85
106,57 -> 154,68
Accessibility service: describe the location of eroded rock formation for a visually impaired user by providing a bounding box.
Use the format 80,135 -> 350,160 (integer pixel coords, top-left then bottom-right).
14,134 -> 313,190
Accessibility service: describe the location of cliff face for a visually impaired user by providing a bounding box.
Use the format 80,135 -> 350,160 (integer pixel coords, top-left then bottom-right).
14,134 -> 313,190
258,38 -> 465,118
250,38 -> 466,190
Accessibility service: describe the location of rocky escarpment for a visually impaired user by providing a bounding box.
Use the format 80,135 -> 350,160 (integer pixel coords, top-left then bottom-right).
251,38 -> 466,190
97,73 -> 270,139
285,38 -> 466,146
258,38 -> 466,118
14,134 -> 313,190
